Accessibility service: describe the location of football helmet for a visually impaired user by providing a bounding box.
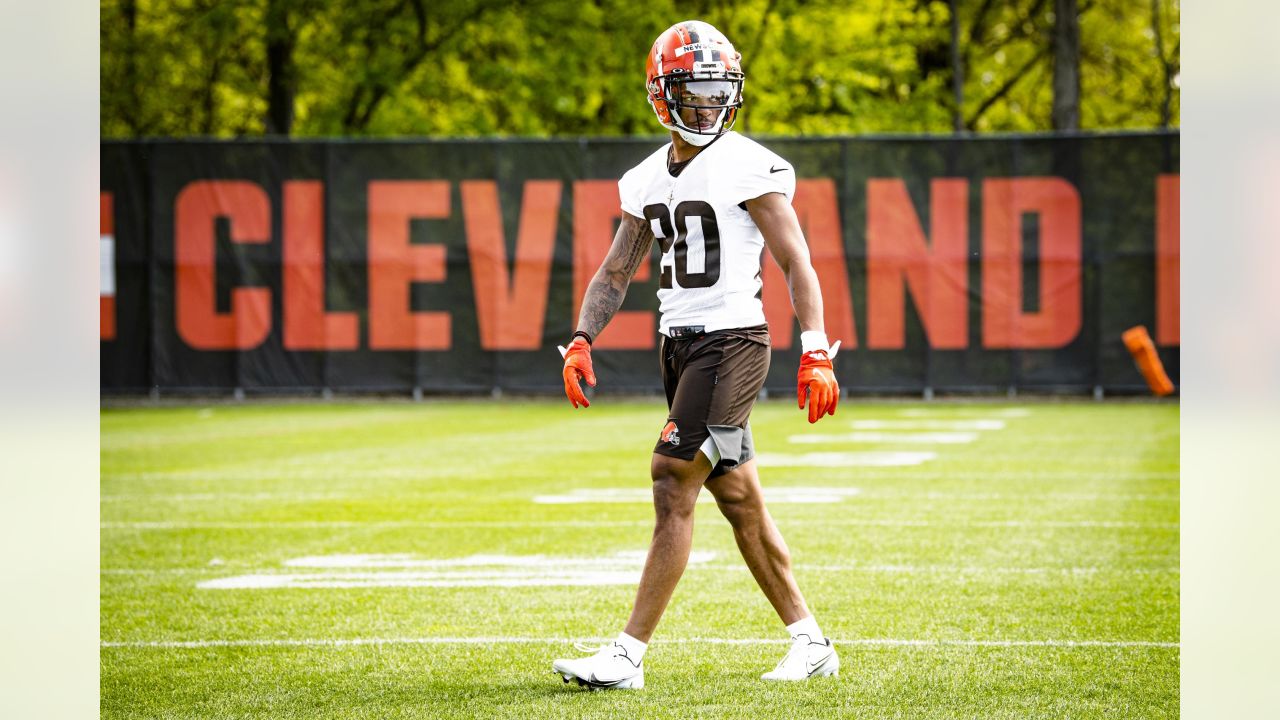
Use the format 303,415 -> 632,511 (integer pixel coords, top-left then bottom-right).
645,21 -> 744,146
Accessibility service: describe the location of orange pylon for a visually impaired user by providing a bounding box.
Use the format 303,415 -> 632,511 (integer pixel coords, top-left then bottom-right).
1122,326 -> 1175,396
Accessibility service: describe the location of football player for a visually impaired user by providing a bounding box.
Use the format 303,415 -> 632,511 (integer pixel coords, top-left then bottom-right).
553,20 -> 841,690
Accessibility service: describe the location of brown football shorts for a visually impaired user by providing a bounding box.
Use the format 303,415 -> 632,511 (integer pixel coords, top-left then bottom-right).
653,324 -> 770,477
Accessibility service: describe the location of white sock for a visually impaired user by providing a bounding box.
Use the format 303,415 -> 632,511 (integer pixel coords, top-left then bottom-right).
614,631 -> 647,663
786,615 -> 823,642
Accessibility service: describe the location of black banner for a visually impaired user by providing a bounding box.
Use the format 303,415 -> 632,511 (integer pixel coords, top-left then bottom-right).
100,133 -> 1179,396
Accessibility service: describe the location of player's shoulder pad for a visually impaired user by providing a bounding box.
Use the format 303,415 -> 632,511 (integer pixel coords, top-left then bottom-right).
619,142 -> 671,212
639,142 -> 672,173
719,132 -> 795,203
620,143 -> 670,185
722,132 -> 792,174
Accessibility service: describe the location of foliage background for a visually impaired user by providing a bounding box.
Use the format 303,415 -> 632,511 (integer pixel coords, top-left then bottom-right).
100,0 -> 1179,138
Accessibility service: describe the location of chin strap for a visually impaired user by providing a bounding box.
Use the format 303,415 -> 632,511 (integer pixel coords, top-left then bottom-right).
666,108 -> 730,146
676,128 -> 717,146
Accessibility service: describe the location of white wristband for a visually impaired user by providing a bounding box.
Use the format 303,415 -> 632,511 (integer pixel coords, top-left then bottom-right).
800,331 -> 830,354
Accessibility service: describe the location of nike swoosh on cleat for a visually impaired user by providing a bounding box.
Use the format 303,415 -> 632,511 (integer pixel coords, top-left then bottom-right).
586,674 -> 632,689
806,652 -> 834,676
769,165 -> 790,174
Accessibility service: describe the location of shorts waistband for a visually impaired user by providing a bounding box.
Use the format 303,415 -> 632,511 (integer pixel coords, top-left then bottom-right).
667,325 -> 707,339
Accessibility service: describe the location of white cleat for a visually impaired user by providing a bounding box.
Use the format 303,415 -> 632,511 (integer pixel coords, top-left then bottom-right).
552,641 -> 645,690
761,634 -> 840,681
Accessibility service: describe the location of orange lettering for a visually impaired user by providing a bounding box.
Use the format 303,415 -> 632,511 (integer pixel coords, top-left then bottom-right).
174,181 -> 272,350
367,181 -> 451,350
763,179 -> 857,349
572,180 -> 654,349
462,180 -> 560,350
981,178 -> 1081,349
283,181 -> 358,350
1156,174 -> 1179,345
867,179 -> 968,349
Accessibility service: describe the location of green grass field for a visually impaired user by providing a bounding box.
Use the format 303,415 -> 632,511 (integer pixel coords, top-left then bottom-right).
101,399 -> 1178,718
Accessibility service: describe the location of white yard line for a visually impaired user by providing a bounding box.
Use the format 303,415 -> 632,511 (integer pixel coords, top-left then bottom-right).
755,451 -> 936,467
101,492 -> 352,503
198,551 -> 719,589
533,487 -> 862,505
99,520 -> 654,529
849,419 -> 1007,430
102,564 -> 1181,576
788,432 -> 980,444
710,564 -> 1179,575
814,519 -> 1179,529
198,572 -> 649,589
148,549 -> 1177,590
100,636 -> 1177,649
280,551 -> 678,568
838,471 -> 1178,481
858,491 -> 1178,502
100,518 -> 1177,530
101,487 -> 1180,505
101,470 -> 1179,484
100,470 -> 475,482
897,408 -> 1032,418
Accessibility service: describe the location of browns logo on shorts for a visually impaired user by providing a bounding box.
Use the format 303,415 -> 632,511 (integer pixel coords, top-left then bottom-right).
660,421 -> 681,446
655,324 -> 769,477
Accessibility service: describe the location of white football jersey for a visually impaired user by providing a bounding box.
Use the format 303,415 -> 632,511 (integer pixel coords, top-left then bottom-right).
618,131 -> 795,336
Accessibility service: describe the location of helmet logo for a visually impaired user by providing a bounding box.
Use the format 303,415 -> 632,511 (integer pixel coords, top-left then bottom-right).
660,421 -> 681,446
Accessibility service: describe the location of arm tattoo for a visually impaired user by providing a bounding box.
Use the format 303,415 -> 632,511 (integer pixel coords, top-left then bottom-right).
579,281 -> 625,339
575,216 -> 654,338
613,218 -> 653,280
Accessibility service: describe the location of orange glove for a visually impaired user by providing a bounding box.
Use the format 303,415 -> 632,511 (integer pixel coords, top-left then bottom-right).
797,341 -> 840,424
557,335 -> 596,408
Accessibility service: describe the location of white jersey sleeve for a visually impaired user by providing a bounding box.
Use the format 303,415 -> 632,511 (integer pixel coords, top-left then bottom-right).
618,146 -> 667,219
724,137 -> 796,205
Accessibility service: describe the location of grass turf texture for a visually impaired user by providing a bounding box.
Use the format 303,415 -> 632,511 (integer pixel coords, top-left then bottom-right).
102,399 -> 1178,718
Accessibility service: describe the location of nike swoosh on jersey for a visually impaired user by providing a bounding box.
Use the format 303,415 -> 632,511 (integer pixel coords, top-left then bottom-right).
769,165 -> 790,173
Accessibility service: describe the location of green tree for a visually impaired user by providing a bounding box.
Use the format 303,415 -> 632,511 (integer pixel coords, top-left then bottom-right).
100,0 -> 1178,138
